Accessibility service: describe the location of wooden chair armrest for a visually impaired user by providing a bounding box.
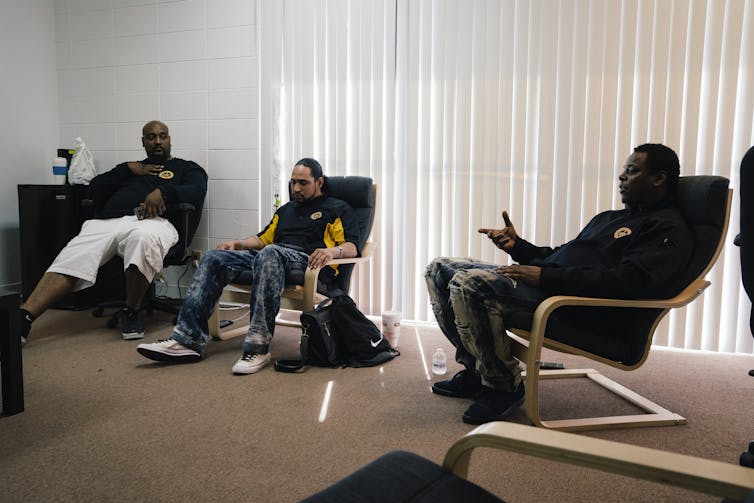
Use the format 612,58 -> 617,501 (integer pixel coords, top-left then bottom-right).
443,422 -> 754,500
301,241 -> 377,285
326,241 -> 377,266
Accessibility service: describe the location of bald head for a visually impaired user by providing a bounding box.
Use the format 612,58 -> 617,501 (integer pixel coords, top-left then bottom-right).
141,120 -> 172,162
142,120 -> 168,136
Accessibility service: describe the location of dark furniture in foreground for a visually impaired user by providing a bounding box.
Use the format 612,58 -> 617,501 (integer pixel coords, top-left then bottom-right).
0,288 -> 23,415
301,422 -> 754,502
17,184 -> 98,309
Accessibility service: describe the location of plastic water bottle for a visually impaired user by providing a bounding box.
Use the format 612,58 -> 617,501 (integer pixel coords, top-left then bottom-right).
432,348 -> 447,375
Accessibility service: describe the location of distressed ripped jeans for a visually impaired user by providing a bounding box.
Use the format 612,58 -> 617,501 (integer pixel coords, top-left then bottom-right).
425,257 -> 549,391
171,245 -> 311,355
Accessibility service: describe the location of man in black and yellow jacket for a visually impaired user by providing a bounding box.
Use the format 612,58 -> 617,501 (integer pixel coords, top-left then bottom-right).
20,120 -> 207,343
137,158 -> 361,375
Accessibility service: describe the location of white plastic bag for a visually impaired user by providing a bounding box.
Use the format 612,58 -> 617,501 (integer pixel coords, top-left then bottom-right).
68,137 -> 97,185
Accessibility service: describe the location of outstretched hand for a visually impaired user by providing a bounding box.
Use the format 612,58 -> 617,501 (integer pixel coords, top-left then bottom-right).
478,211 -> 517,251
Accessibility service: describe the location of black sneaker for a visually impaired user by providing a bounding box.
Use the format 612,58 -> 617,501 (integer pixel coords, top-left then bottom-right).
462,383 -> 525,425
121,308 -> 145,340
432,369 -> 483,398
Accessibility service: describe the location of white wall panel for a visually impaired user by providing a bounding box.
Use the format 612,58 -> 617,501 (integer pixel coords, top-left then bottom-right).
159,0 -> 206,33
160,60 -> 208,91
207,26 -> 254,59
70,38 -> 114,68
208,179 -> 258,210
115,93 -> 159,122
208,89 -> 256,119
114,35 -> 159,65
115,63 -> 159,93
208,149 -> 257,179
207,0 -> 254,28
208,119 -> 257,149
208,209 -> 259,239
69,9 -> 113,40
161,91 -> 208,120
160,29 -> 207,62
209,57 -> 256,89
114,5 -> 158,37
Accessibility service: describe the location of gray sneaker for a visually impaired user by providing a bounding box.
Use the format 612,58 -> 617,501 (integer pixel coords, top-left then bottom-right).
137,338 -> 201,363
121,308 -> 145,340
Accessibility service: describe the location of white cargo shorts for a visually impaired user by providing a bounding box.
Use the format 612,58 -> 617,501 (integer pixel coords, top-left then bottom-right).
47,215 -> 179,292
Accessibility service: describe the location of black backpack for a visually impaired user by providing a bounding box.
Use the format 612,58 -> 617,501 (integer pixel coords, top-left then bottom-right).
275,295 -> 398,371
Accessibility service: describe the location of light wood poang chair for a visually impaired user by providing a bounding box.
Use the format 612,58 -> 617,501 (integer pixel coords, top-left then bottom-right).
444,422 -> 754,501
209,176 -> 377,340
505,175 -> 731,431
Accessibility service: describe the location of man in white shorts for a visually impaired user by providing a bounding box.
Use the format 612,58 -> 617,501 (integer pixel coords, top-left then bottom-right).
20,120 -> 207,343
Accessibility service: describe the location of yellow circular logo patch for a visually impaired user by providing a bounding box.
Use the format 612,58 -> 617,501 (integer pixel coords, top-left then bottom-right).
614,227 -> 632,239
310,211 -> 322,220
159,170 -> 174,179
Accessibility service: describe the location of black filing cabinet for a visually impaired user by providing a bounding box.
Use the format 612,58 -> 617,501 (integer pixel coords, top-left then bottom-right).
17,184 -> 90,308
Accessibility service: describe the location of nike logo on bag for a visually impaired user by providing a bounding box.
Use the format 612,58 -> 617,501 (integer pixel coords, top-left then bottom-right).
370,334 -> 384,347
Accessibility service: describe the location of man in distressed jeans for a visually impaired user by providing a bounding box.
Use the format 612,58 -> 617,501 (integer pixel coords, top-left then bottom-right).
426,144 -> 694,424
136,158 -> 361,375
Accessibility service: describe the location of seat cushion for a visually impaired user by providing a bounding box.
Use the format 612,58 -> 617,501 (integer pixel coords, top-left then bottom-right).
299,451 -> 505,503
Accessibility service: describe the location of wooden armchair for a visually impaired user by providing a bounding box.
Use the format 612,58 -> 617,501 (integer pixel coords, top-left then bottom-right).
506,175 -> 732,430
209,176 -> 377,340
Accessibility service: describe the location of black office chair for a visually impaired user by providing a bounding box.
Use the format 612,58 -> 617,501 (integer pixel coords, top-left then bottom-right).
739,146 -> 754,364
88,201 -> 201,327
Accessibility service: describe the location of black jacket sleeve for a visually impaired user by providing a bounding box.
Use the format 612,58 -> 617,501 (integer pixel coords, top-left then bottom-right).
538,216 -> 693,299
87,163 -> 132,209
159,160 -> 207,206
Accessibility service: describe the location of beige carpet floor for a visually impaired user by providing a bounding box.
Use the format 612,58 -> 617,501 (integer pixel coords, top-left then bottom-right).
1,308 -> 753,502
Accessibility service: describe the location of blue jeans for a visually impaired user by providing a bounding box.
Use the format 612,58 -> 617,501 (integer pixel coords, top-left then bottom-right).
425,257 -> 550,391
171,245 -> 311,355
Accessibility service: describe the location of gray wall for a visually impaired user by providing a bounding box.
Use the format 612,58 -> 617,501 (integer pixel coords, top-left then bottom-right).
0,0 -> 60,289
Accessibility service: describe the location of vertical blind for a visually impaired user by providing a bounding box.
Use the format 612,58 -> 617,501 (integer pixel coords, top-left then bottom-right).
259,0 -> 754,354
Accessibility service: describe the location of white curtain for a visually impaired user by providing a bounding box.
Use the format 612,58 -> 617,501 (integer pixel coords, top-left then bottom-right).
260,0 -> 754,354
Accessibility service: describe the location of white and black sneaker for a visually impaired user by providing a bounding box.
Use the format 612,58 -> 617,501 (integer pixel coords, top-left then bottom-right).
231,352 -> 271,374
136,338 -> 201,363
121,308 -> 145,340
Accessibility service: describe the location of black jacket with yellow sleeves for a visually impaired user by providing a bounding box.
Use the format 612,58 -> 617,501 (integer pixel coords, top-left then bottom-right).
257,195 -> 361,257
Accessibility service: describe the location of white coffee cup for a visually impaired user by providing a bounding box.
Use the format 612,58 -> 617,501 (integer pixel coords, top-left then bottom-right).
382,311 -> 401,348
52,157 -> 67,185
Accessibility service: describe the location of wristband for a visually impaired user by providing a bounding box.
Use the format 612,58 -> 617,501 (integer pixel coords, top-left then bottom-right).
239,240 -> 245,250
337,245 -> 343,259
